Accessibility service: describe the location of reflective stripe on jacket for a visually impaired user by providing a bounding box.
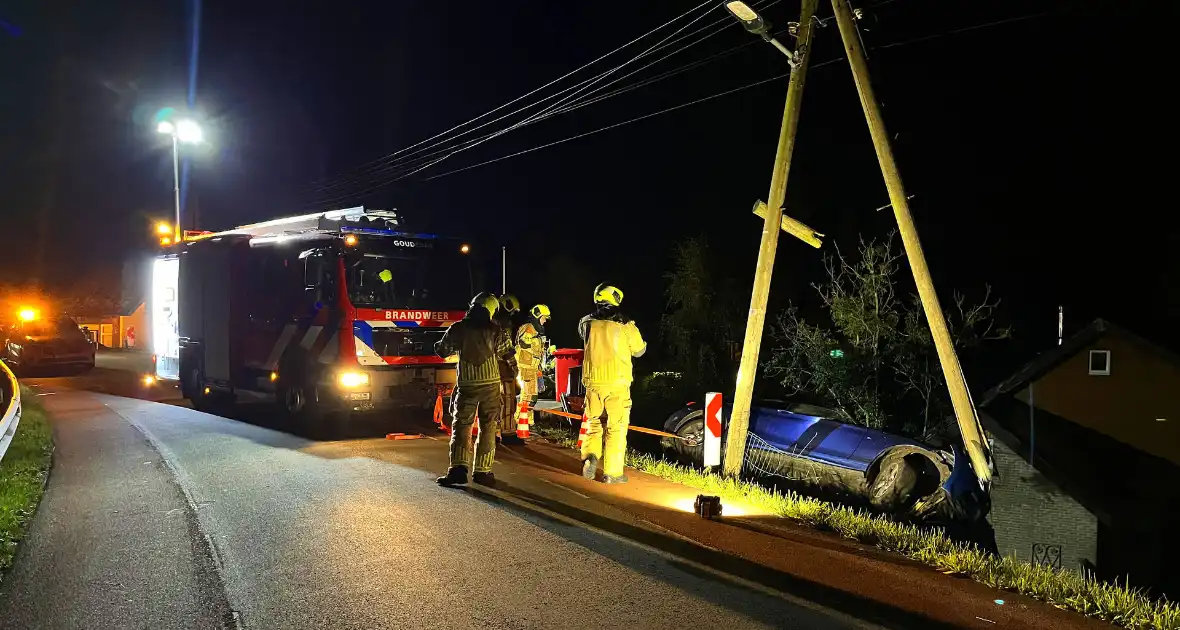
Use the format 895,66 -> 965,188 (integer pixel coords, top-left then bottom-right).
578,312 -> 646,388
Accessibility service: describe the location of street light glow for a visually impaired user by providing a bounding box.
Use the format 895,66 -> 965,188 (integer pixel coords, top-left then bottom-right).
157,120 -> 175,135
460,244 -> 471,254
176,119 -> 203,143
17,308 -> 37,322
725,1 -> 760,22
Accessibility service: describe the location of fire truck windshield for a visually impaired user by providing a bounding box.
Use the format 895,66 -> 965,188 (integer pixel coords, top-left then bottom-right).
344,248 -> 468,310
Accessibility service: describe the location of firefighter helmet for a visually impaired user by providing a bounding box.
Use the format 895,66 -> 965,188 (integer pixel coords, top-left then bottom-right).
531,304 -> 551,320
593,283 -> 623,307
470,292 -> 499,318
500,294 -> 521,313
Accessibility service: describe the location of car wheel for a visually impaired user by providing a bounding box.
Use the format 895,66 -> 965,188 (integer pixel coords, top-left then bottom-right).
868,454 -> 919,512
666,410 -> 705,466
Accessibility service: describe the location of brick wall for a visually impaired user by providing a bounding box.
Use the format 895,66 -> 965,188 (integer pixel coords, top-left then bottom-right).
989,438 -> 1097,572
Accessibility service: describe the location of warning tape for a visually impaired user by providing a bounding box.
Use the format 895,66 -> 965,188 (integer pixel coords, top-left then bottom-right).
527,406 -> 685,440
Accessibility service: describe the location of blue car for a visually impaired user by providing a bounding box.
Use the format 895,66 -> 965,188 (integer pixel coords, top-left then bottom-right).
660,400 -> 989,522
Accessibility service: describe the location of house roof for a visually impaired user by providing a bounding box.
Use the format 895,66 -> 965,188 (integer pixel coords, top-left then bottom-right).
979,317 -> 1180,528
980,318 -> 1180,407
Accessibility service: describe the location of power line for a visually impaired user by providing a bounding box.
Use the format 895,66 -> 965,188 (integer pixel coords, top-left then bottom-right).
308,0 -> 716,192
873,10 -> 1051,50
424,58 -> 846,182
317,7 -> 1052,201
311,1 -> 753,200
312,1 -> 723,207
311,34 -> 773,198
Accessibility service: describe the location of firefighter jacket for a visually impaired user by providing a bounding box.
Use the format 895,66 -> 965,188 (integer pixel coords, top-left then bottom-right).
578,307 -> 646,389
435,311 -> 515,387
493,310 -> 519,381
516,318 -> 544,380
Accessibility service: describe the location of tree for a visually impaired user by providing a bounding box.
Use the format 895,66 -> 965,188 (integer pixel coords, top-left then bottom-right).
766,232 -> 1010,437
893,287 -> 1010,439
660,236 -> 742,395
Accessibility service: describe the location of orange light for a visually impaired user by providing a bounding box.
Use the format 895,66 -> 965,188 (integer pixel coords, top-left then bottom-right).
270,371 -> 279,382
160,236 -> 173,246
17,308 -> 37,322
460,244 -> 471,254
155,221 -> 172,236
344,234 -> 358,247
142,375 -> 156,386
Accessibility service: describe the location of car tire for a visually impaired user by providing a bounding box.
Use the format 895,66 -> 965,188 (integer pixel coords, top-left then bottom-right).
665,410 -> 705,466
868,454 -> 920,512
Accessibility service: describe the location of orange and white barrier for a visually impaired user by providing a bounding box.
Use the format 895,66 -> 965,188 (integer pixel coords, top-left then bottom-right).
575,413 -> 589,449
704,391 -> 723,468
516,402 -> 531,439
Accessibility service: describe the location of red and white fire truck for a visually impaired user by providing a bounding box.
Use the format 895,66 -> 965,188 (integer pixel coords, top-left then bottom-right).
150,207 -> 469,420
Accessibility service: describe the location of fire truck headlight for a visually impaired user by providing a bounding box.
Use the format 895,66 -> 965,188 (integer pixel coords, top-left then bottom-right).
338,371 -> 370,388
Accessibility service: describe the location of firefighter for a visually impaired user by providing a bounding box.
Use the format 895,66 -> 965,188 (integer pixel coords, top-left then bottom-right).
496,294 -> 523,444
433,292 -> 516,487
513,304 -> 551,435
578,284 -> 645,483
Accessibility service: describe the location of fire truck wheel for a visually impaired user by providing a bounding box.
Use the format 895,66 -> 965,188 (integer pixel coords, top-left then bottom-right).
278,383 -> 321,421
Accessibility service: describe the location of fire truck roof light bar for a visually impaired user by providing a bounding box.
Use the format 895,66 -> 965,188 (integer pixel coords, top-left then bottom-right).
189,207 -> 402,242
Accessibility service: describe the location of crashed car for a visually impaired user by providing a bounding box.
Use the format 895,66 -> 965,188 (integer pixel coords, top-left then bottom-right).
2,317 -> 96,374
661,400 -> 989,522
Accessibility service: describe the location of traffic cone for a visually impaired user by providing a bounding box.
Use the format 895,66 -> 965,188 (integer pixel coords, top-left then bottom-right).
516,401 -> 531,440
575,413 -> 589,450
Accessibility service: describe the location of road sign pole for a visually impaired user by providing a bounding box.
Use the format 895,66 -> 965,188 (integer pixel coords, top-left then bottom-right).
724,0 -> 818,477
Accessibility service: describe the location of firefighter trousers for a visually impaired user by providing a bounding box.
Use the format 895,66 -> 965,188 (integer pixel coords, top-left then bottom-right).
448,382 -> 502,473
518,377 -> 538,426
580,385 -> 632,478
499,378 -> 520,437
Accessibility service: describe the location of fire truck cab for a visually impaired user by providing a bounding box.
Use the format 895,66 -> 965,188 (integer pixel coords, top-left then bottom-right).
151,207 -> 468,421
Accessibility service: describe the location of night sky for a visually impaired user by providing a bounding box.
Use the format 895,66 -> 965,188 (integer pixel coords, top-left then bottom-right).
0,0 -> 1165,383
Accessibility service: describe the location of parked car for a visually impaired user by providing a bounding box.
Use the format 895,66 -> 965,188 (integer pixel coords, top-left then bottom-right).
2,317 -> 96,375
661,400 -> 989,523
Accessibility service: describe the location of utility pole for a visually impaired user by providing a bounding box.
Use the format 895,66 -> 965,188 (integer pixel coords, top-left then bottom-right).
830,0 -> 992,484
501,246 -> 506,294
724,0 -> 818,477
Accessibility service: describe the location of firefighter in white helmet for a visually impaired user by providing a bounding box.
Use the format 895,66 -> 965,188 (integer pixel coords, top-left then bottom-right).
433,292 -> 516,487
511,303 -> 550,437
495,294 -> 522,444
578,284 -> 645,483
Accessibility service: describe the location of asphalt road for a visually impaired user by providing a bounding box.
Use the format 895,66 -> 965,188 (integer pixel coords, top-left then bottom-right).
0,379 -> 879,629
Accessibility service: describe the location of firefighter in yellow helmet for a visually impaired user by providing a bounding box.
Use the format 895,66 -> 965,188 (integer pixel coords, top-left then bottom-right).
578,284 -> 645,483
513,303 -> 551,437
495,294 -> 523,444
434,292 -> 516,487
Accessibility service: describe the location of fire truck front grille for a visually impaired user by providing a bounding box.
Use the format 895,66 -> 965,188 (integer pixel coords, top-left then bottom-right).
368,328 -> 448,357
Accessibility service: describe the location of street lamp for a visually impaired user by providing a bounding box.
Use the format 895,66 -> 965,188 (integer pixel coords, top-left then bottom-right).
724,1 -> 797,66
157,118 -> 203,242
460,244 -> 474,295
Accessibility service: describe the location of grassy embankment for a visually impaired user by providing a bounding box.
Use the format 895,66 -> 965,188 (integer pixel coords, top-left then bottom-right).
0,386 -> 54,576
532,421 -> 1180,629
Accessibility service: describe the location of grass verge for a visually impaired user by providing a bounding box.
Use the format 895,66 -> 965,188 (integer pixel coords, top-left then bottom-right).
0,386 -> 54,576
623,452 -> 1179,630
532,417 -> 1178,628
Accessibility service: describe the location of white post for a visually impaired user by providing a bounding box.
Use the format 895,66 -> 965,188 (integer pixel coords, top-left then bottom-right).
502,246 -> 506,294
704,392 -> 723,469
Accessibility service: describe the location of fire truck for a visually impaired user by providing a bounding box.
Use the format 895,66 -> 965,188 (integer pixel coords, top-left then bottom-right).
150,207 -> 469,421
